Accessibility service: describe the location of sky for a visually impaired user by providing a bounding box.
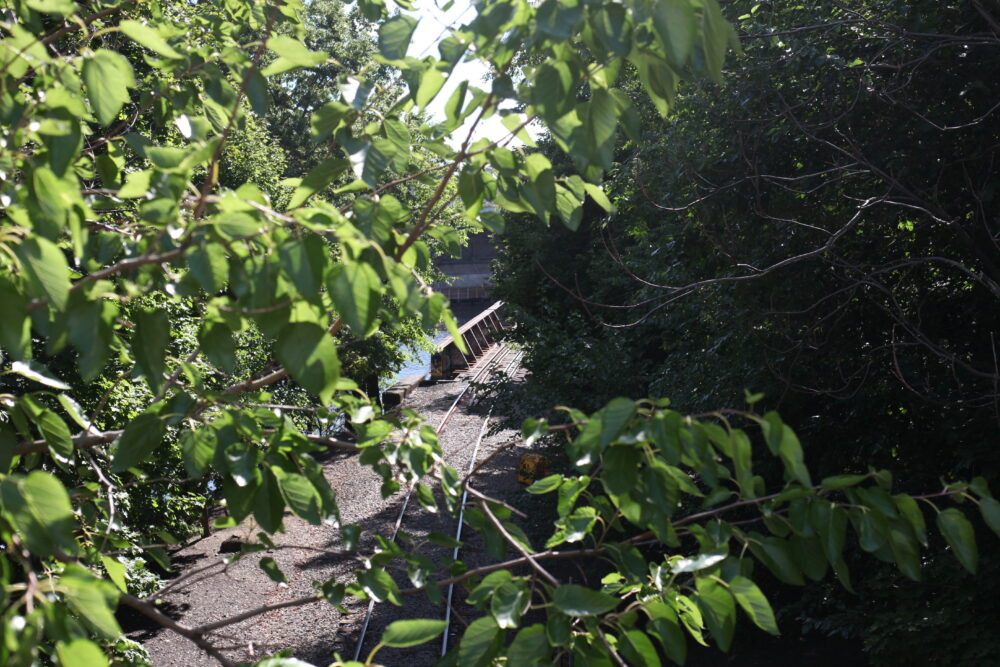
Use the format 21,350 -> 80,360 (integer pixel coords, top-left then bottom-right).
404,0 -> 533,147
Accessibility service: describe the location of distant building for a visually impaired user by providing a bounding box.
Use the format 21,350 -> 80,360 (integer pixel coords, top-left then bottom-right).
432,229 -> 497,301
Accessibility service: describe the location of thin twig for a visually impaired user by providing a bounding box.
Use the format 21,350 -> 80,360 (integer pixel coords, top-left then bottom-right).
479,499 -> 559,586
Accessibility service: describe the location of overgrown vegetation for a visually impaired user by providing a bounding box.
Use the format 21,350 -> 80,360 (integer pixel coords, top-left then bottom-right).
493,0 -> 1000,662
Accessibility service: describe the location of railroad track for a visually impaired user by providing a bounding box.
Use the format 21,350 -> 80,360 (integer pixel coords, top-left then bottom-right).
353,342 -> 523,661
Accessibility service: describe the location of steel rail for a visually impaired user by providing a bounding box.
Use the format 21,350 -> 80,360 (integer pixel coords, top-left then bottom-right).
435,342 -> 516,433
440,349 -> 523,657
352,342 -> 517,661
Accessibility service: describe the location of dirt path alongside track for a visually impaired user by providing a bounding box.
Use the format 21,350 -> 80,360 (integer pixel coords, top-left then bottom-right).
138,352 -> 534,666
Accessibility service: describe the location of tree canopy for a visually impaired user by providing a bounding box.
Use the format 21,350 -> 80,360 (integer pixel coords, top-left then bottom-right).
492,0 -> 1000,661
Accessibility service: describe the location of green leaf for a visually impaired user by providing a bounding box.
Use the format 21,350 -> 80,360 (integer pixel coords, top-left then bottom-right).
675,594 -> 708,647
188,244 -> 228,293
442,306 -> 467,354
381,619 -> 447,647
357,567 -> 401,605
57,394 -> 89,430
83,49 -> 135,126
653,0 -> 696,66
526,474 -> 562,494
536,0 -> 582,39
969,476 -> 992,499
100,555 -> 128,593
9,360 -> 69,389
812,500 -> 848,566
695,577 -> 735,651
111,412 -> 166,472
557,475 -> 589,516
583,182 -> 614,213
936,508 -> 978,574
445,81 -> 469,126
31,405 -> 74,465
118,20 -> 182,59
821,474 -> 868,491
459,166 -> 485,211
415,482 -> 437,513
200,320 -> 236,373
26,0 -> 76,15
886,518 -> 922,581
531,60 -> 575,122
378,15 -> 418,60
213,212 -> 263,239
554,183 -> 583,230
254,468 -> 285,533
0,277 -> 30,360
777,425 -> 812,487
671,549 -> 727,574
468,570 -> 512,605
59,564 -> 121,638
507,624 -> 547,665
893,494 -> 928,546
259,557 -> 287,583
0,471 -> 77,557
599,397 -> 636,448
311,101 -> 353,140
134,309 -> 170,393
17,236 -> 70,310
56,639 -> 109,667
459,616 -> 503,667
271,467 -> 322,524
181,429 -> 215,477
788,535 -> 828,582
246,69 -> 270,115
427,531 -> 462,548
591,5 -> 630,58
416,67 -> 446,108
552,584 -> 619,616
831,556 -> 854,593
384,119 -> 411,156
491,582 -> 527,629
980,496 -> 1000,538
221,474 -> 255,523
645,600 -> 687,665
546,610 -> 571,646
622,629 -> 663,667
226,445 -> 258,487
729,576 -> 779,635
279,234 -> 329,297
329,262 -> 381,337
275,323 -> 340,404
288,158 -> 349,208
698,0 -> 732,82
501,113 -> 537,147
858,509 -> 888,553
117,169 -> 152,198
585,87 -> 618,171
746,534 -> 803,585
267,35 -> 328,67
602,446 -> 641,495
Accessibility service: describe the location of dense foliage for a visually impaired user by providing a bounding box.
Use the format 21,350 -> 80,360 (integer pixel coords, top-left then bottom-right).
492,0 -> 1000,661
0,0 -> 998,665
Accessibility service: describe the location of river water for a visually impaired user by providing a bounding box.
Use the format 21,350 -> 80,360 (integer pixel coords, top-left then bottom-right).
389,300 -> 494,385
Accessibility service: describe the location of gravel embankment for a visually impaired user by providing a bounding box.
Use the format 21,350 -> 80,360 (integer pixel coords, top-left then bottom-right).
138,346 -> 534,666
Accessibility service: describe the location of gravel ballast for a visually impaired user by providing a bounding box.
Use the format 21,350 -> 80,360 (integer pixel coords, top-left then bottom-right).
138,346 -> 534,666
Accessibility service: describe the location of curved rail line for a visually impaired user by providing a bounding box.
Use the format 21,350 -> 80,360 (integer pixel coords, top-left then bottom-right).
353,343 -> 522,661
439,347 -> 522,656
